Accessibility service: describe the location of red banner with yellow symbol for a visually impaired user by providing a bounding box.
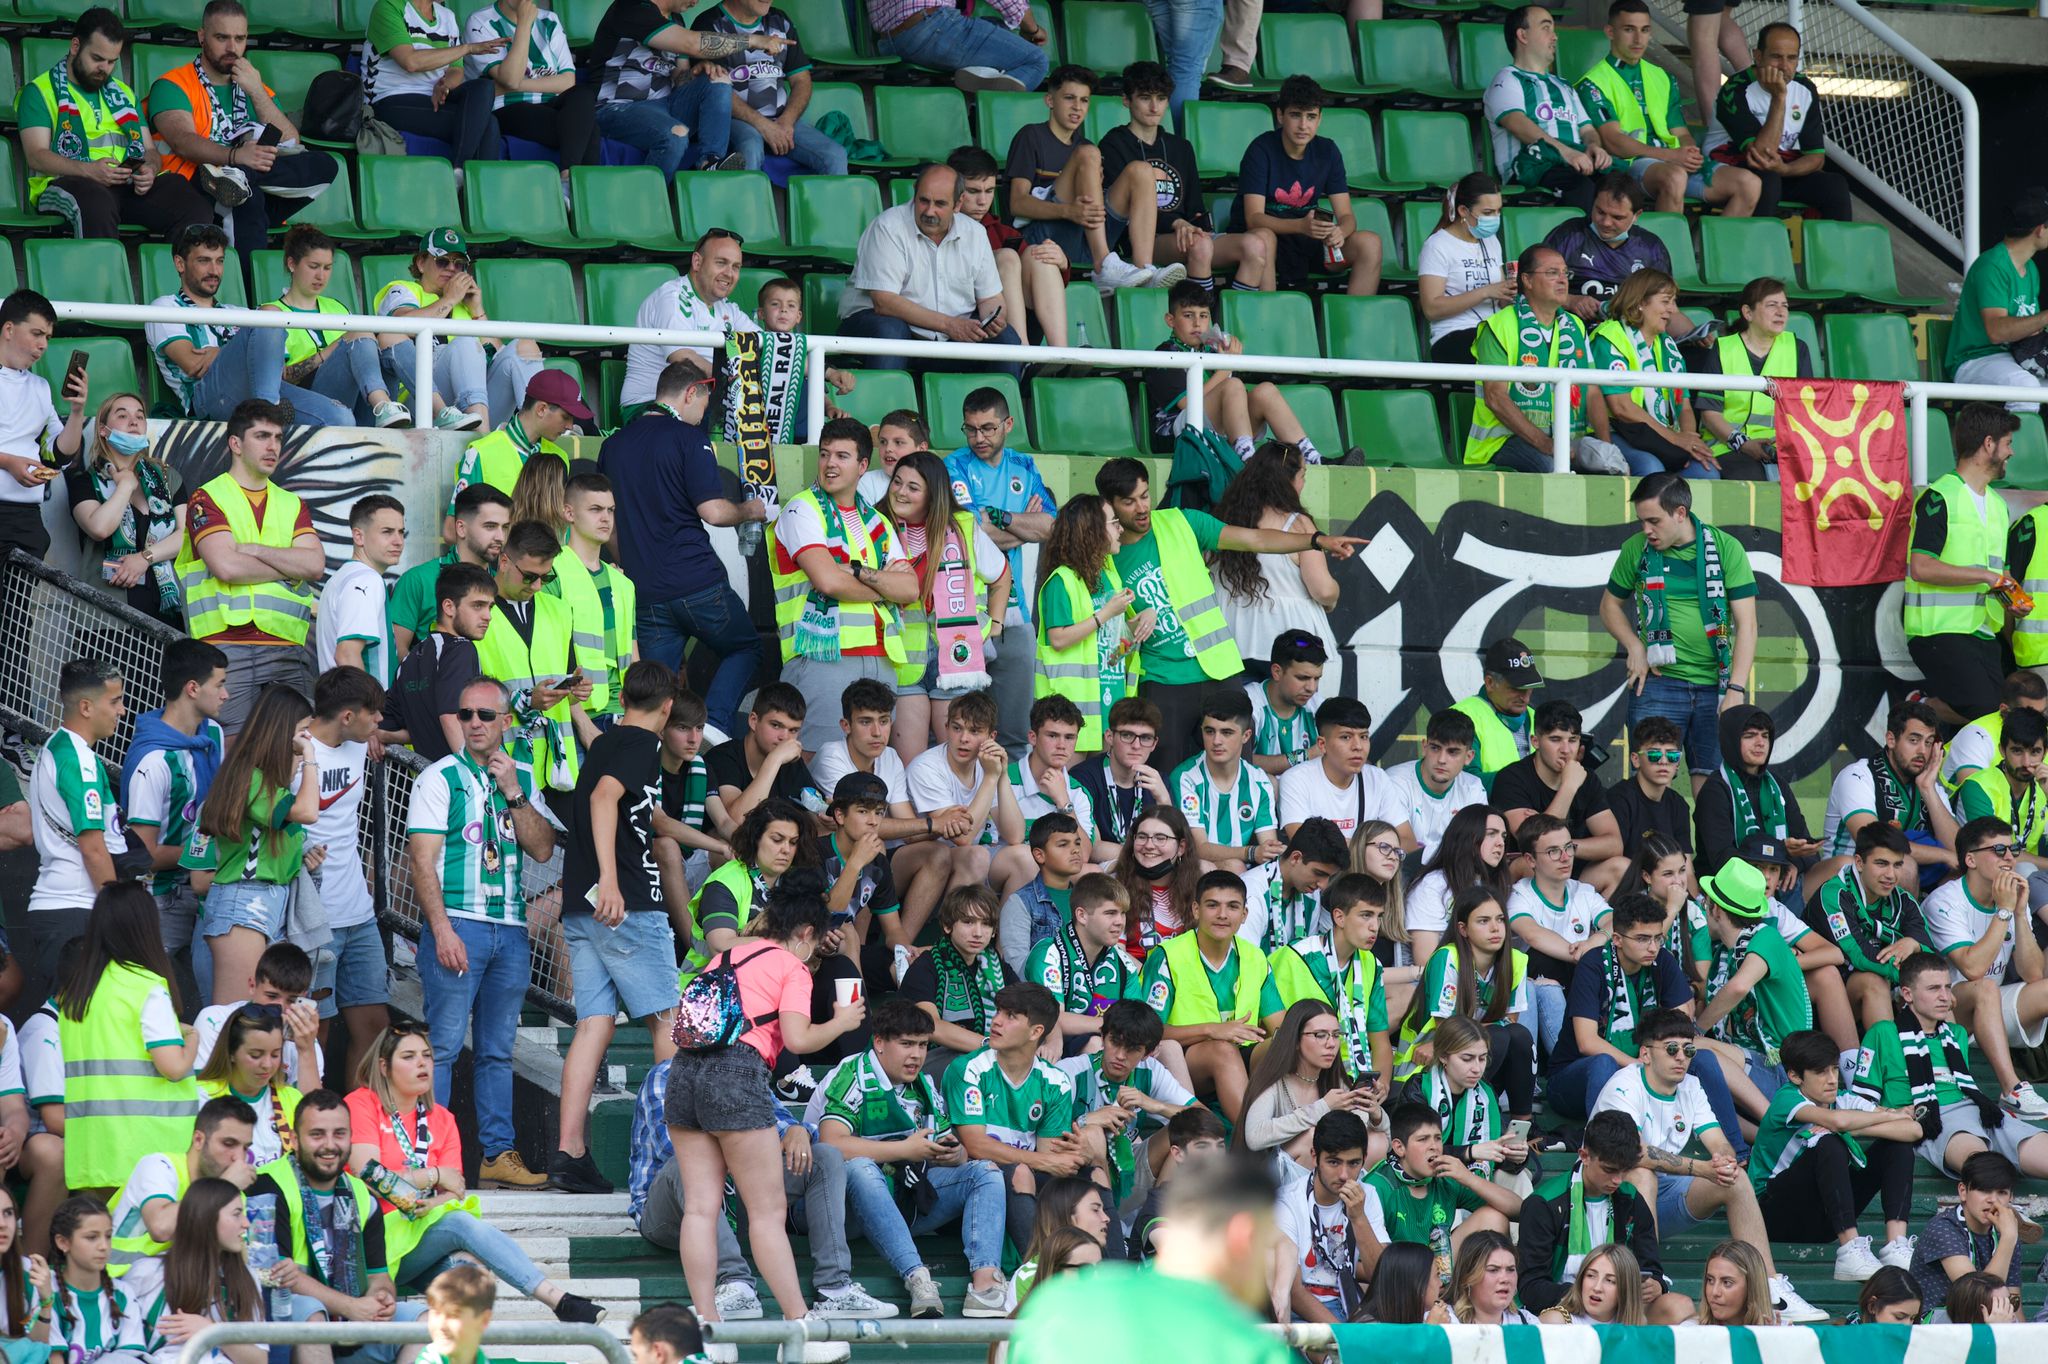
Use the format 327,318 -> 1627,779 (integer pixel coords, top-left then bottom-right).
1776,378 -> 1911,588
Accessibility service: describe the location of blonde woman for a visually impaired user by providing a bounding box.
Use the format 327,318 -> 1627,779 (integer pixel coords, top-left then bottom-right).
1352,820 -> 1418,1018
1540,1243 -> 1647,1326
63,393 -> 186,626
510,452 -> 569,543
1696,1240 -> 1778,1326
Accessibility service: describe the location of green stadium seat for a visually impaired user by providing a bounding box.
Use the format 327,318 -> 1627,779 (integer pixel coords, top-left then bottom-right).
1058,281 -> 1111,350
585,262 -> 677,330
784,0 -> 897,66
130,44 -> 187,99
1923,317 -> 1951,381
0,45 -> 18,130
594,357 -> 627,431
1184,101 -> 1272,182
1354,22 -> 1461,101
833,367 -> 919,427
1356,197 -> 1404,281
1698,216 -> 1836,299
36,336 -> 138,403
358,254 -> 415,310
22,41 -> 80,93
1446,390 -> 1473,445
1503,204 -> 1575,257
0,246 -> 19,298
675,170 -> 789,253
2002,414 -> 2048,490
976,90 -> 1045,160
1222,290 -> 1318,360
802,272 -> 848,332
1254,14 -> 1381,96
1059,3 -> 1159,73
139,242 -> 246,308
1085,102 -> 1125,146
786,176 -> 880,263
26,238 -> 133,317
1275,384 -> 1341,457
1453,23 -> 1507,97
1343,388 -> 1448,466
571,165 -> 686,252
1799,220 -> 1943,308
1380,110 -> 1476,191
1923,406 -> 1954,484
1113,286 -> 1171,351
734,267 -> 783,315
1319,108 -> 1423,194
291,162 -> 371,239
1322,294 -> 1421,364
263,0 -> 347,41
123,0 -> 202,31
886,177 -> 914,209
250,247 -> 362,313
1822,313 -> 1919,384
875,87 -> 973,168
0,144 -> 57,229
922,373 -> 1028,444
1391,0 -> 1483,16
258,51 -> 345,123
1031,376 -> 1141,456
804,83 -> 899,168
14,0 -> 103,19
557,0 -> 610,47
1556,28 -> 1607,83
338,0 -> 377,43
1636,211 -> 1708,292
357,155 -> 486,243
477,258 -> 581,338
465,161 -> 584,250
1787,311 -> 1823,372
1398,199 -> 1437,274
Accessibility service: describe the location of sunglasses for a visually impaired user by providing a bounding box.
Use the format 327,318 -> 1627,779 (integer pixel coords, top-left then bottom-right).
515,565 -> 556,587
1659,1042 -> 1697,1059
700,228 -> 746,247
1640,749 -> 1683,764
457,708 -> 500,722
1973,842 -> 2017,858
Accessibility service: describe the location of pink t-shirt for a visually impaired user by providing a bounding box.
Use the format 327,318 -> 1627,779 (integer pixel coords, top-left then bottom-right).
730,942 -> 814,1063
345,1087 -> 464,1210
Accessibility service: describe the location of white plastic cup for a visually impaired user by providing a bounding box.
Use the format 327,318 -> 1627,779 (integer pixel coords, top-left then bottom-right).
835,978 -> 863,1007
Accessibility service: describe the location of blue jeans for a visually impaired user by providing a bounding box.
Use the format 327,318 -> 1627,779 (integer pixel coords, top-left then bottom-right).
1143,0 -> 1224,125
1547,1049 -> 1747,1159
373,83 -> 503,166
191,327 -> 353,428
417,917 -> 528,1157
305,336 -> 389,419
638,583 -> 759,739
877,7 -> 1049,89
595,77 -> 733,181
379,337 -> 539,428
838,310 -> 1026,380
1613,433 -> 1723,480
1528,977 -> 1567,1058
394,1209 -> 546,1294
1629,671 -> 1726,772
731,118 -> 849,175
843,1155 -> 1005,1276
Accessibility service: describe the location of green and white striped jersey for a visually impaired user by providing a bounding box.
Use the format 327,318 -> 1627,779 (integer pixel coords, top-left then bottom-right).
29,726 -> 126,914
405,749 -> 547,924
1167,754 -> 1276,849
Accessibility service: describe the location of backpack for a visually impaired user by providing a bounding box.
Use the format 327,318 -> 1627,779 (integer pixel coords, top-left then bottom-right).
1164,423 -> 1244,512
671,945 -> 782,1053
300,69 -> 364,143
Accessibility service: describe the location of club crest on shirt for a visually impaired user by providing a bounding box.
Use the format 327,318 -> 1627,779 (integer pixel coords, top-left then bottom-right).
1029,1101 -> 1044,1122
1009,477 -> 1025,496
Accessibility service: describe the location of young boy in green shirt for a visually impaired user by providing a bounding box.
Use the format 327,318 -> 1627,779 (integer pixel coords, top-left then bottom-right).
1059,1000 -> 1197,1218
1806,821 -> 1927,1032
1358,1102 -> 1520,1283
1142,870 -> 1283,1123
1696,858 -> 1813,1090
417,1265 -> 497,1364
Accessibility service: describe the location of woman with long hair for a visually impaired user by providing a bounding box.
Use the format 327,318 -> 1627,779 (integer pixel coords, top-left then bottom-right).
1035,495 -> 1147,757
1352,821 -> 1418,1017
343,1025 -> 597,1321
48,1197 -> 144,1363
1406,806 -> 1511,965
1450,1228 -> 1538,1324
262,224 -> 405,428
63,392 -> 187,625
683,797 -> 820,977
509,454 -> 569,543
1696,1240 -> 1778,1325
1539,1243 -> 1647,1325
1944,1271 -> 2019,1324
54,884 -> 200,1196
1009,1176 -> 1113,1307
1616,830 -> 1694,953
666,875 -> 863,1356
1393,887 -> 1535,1120
1419,172 -> 1512,364
1351,1242 -> 1451,1324
1593,268 -> 1721,479
1235,1000 -> 1383,1173
1691,276 -> 1812,481
195,1005 -> 302,1166
196,684 -> 320,1006
900,885 -> 1015,1076
1111,806 -> 1203,955
986,1226 -> 1103,1364
1398,1016 -> 1524,1179
121,1178 -> 264,1364
1851,1266 -> 1923,1324
0,1184 -> 52,1364
885,451 -> 1011,760
1211,444 -> 1340,679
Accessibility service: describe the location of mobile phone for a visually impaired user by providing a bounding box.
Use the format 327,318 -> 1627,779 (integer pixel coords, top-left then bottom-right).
64,349 -> 89,392
1507,1118 -> 1533,1142
1310,207 -> 1334,226
976,305 -> 1004,332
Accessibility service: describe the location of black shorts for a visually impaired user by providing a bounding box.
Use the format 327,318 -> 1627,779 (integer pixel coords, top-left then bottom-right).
1274,232 -> 1347,290
1905,631 -> 2004,722
1682,0 -> 1731,17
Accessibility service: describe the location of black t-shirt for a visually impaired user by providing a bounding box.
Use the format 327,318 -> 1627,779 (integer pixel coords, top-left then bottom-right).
1096,124 -> 1206,233
1143,340 -> 1208,450
817,831 -> 899,923
704,737 -> 826,814
1004,122 -> 1090,207
62,461 -> 188,620
383,632 -> 481,763
1606,777 -> 1693,855
1491,753 -> 1606,841
1070,755 -> 1140,845
564,725 -> 666,914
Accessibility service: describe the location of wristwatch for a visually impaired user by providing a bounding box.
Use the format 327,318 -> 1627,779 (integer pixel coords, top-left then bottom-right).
1998,908 -> 2015,922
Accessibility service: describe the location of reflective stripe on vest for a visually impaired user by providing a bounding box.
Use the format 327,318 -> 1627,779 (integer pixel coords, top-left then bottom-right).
1579,57 -> 1677,149
1465,305 -> 1585,465
1709,331 -> 1798,457
27,71 -> 137,202
175,474 -> 316,644
57,960 -> 203,1191
765,487 -> 908,665
1148,509 -> 1244,681
1904,472 -> 2010,639
681,858 -> 757,988
476,595 -> 581,790
551,544 -> 636,714
1033,561 -> 1125,751
1448,696 -> 1521,777
2015,507 -> 2048,664
896,511 -> 982,685
1160,931 -> 1269,1029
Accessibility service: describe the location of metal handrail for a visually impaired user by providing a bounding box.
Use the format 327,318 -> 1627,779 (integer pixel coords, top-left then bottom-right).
177,1320 -> 632,1364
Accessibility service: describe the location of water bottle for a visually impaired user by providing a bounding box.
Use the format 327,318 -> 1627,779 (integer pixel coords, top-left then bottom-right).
1074,319 -> 1090,349
243,1193 -> 293,1322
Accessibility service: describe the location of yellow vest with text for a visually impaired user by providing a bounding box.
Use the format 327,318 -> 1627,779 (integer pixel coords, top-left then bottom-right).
1268,940 -> 1382,1071
1905,471 -> 2009,639
25,70 -> 140,202
1464,305 -> 1589,465
58,961 -> 203,1191
1160,931 -> 1269,1031
176,474 -> 316,644
274,295 -> 348,367
765,487 -> 908,666
1708,331 -> 1798,459
550,546 -> 636,716
1579,56 -> 1680,149
1448,697 -> 1522,780
1147,508 -> 1244,681
256,1156 -> 385,1281
895,511 -> 984,686
1392,945 -> 1529,1079
466,424 -> 569,501
476,594 -> 581,790
2014,505 -> 2048,665
1033,560 -> 1128,751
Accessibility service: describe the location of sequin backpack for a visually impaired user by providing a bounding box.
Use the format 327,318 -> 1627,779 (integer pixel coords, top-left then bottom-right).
672,945 -> 781,1052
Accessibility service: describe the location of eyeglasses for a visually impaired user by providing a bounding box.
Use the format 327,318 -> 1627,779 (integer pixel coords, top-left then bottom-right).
1640,749 -> 1683,764
1111,729 -> 1158,747
1301,1029 -> 1341,1042
961,421 -> 1006,438
1659,1042 -> 1697,1059
1619,932 -> 1665,948
457,708 -> 500,722
1540,842 -> 1579,860
1133,832 -> 1178,846
1362,840 -> 1402,859
1973,842 -> 2017,858
515,565 -> 556,586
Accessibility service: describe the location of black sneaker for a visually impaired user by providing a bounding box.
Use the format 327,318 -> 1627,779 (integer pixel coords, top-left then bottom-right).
554,1292 -> 606,1325
697,151 -> 746,172
549,1149 -> 615,1194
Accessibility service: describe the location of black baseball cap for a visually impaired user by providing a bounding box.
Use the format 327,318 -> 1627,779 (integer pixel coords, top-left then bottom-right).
829,773 -> 891,810
1737,833 -> 1794,869
1482,637 -> 1543,690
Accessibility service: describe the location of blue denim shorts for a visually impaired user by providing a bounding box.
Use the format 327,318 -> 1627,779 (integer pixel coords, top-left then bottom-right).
1656,1173 -> 1702,1233
1022,209 -> 1128,270
312,919 -> 390,1017
563,909 -> 681,1021
201,879 -> 290,939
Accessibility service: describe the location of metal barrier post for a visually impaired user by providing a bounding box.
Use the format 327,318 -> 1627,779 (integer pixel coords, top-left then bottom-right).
1184,359 -> 1205,431
1909,387 -> 1930,486
413,332 -> 436,430
1552,380 -> 1572,474
806,334 -> 829,445
179,1321 -> 632,1364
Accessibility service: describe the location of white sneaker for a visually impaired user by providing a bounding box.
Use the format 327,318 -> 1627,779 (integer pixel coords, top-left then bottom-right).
1833,1234 -> 1883,1281
714,1281 -> 763,1320
1146,261 -> 1188,289
904,1268 -> 943,1319
961,1278 -> 1009,1318
952,66 -> 1026,93
1770,1274 -> 1829,1323
1878,1236 -> 1916,1270
2004,1083 -> 2048,1120
372,400 -> 410,429
1093,254 -> 1152,294
813,1282 -> 898,1319
433,406 -> 484,431
783,1313 -> 849,1363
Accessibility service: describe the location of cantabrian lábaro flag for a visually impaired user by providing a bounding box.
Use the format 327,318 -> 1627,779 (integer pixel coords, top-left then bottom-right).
1776,379 -> 1909,588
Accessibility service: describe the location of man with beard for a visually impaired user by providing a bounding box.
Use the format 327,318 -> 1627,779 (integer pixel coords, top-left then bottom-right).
17,8 -> 211,241
1907,403 -> 2024,727
1817,700 -> 1960,891
619,228 -> 758,415
249,1089 -> 427,1364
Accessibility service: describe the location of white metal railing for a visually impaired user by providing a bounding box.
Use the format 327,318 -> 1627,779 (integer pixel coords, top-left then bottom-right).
48,301 -> 2048,484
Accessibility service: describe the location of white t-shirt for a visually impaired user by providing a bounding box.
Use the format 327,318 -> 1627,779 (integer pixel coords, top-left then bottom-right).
1923,878 -> 2012,984
1506,877 -> 1612,949
1239,859 -> 1329,955
1275,1184 -> 1360,1313
809,741 -> 910,807
0,1019 -> 25,1106
28,726 -> 128,914
1278,762 -> 1406,842
1008,759 -> 1097,838
905,746 -> 997,845
773,493 -> 912,571
109,1150 -> 184,1250
1416,228 -> 1505,343
1943,719 -> 2000,789
1820,757 -> 1884,857
1384,762 -> 1487,862
622,275 -> 758,404
856,468 -> 892,507
316,560 -> 395,689
19,1007 -> 59,1110
305,737 -> 374,929
1591,1063 -> 1719,1158
1406,869 -> 1455,936
0,366 -> 64,504
193,1002 -> 324,1090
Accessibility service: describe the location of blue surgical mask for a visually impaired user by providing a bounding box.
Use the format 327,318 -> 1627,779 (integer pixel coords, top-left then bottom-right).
105,429 -> 149,456
1472,213 -> 1502,240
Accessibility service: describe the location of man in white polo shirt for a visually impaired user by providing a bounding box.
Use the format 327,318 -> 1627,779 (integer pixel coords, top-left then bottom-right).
619,227 -> 758,415
0,288 -> 87,559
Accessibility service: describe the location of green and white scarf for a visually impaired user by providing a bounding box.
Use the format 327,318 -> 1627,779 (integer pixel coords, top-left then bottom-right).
1900,1020 -> 1980,1113
1635,513 -> 1731,687
1504,294 -> 1592,431
793,487 -> 896,662
1421,1064 -> 1496,1174
1565,1164 -> 1595,1262
1608,321 -> 1685,427
930,939 -> 1005,1034
1668,894 -> 1707,961
192,58 -> 255,147
90,456 -> 179,614
1869,752 -> 1926,834
1704,920 -> 1768,1056
44,60 -> 140,164
722,328 -> 807,445
1601,942 -> 1644,1045
1724,762 -> 1788,844
1299,934 -> 1371,1078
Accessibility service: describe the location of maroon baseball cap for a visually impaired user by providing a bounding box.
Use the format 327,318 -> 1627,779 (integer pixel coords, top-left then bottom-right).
524,369 -> 593,422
